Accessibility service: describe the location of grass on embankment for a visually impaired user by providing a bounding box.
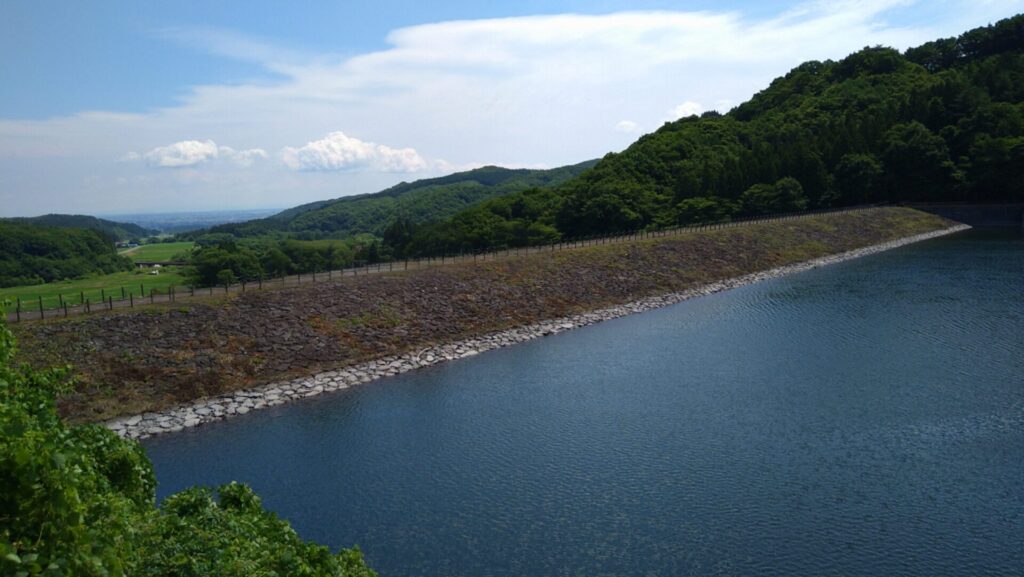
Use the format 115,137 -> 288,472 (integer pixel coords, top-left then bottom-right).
0,267 -> 189,310
11,207 -> 956,423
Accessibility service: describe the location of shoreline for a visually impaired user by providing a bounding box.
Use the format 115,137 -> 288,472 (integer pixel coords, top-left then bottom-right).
108,223 -> 970,440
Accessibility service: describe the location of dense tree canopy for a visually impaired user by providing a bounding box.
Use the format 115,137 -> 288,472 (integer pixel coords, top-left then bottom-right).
7,214 -> 153,242
185,238 -> 364,287
0,222 -> 134,287
204,161 -> 597,240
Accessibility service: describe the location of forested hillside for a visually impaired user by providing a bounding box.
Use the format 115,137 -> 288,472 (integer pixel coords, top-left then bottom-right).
395,15 -> 1023,255
208,160 -> 597,239
10,214 -> 153,241
0,222 -> 134,287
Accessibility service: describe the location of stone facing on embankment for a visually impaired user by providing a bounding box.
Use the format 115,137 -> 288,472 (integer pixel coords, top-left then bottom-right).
107,223 -> 970,440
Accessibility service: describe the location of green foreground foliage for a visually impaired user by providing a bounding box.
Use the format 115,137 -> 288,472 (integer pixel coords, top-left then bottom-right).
0,316 -> 376,577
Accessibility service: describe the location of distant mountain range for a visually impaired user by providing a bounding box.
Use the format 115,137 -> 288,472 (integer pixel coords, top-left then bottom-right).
105,208 -> 283,234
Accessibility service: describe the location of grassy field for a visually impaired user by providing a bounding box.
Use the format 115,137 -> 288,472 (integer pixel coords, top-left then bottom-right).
1,267 -> 189,310
119,241 -> 194,262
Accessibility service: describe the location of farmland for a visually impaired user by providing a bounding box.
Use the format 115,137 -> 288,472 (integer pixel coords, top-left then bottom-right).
119,241 -> 195,262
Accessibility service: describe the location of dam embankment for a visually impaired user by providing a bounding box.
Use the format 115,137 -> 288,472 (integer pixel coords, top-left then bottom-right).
114,223 -> 967,439
11,207 -> 960,425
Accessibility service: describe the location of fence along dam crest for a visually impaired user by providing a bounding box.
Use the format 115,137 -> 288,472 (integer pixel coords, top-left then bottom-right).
9,205 -> 887,322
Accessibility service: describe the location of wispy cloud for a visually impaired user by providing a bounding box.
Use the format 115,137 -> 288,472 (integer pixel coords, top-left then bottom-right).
155,26 -> 310,72
614,120 -> 640,134
2,0 -> 1020,214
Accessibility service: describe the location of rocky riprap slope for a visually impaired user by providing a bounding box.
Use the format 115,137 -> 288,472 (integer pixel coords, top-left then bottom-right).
12,207 -> 958,424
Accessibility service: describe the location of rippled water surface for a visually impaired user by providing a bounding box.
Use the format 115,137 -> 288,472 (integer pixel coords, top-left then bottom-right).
146,229 -> 1024,576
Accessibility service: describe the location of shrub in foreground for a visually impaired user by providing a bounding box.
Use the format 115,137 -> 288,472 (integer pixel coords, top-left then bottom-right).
0,313 -> 375,577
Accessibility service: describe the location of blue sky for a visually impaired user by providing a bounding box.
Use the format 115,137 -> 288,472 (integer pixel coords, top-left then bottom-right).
2,0 -> 1022,216
1,1 -> 788,119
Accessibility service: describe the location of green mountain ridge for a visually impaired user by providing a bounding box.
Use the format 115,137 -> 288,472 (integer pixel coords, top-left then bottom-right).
396,14 -> 1023,254
0,221 -> 134,287
209,160 -> 598,239
7,214 -> 154,241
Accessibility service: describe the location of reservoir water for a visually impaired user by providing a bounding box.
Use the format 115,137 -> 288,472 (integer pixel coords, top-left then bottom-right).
145,229 -> 1023,577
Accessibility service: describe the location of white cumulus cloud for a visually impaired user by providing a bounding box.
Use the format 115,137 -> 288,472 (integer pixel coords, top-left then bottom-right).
129,140 -> 267,168
144,139 -> 219,167
280,131 -> 429,172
